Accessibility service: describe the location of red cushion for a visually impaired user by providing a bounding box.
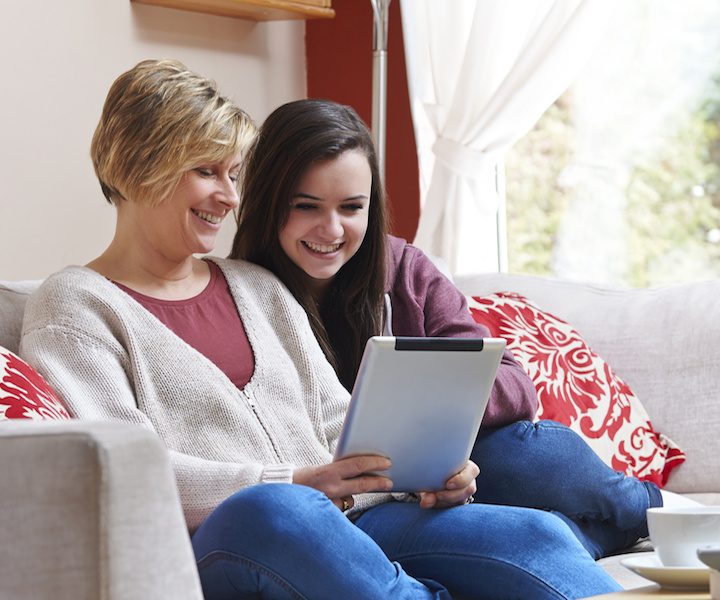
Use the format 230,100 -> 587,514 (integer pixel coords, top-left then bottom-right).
467,292 -> 685,487
1,346 -> 70,420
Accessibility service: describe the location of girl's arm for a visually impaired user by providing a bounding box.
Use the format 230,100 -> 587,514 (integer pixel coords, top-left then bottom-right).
390,245 -> 539,427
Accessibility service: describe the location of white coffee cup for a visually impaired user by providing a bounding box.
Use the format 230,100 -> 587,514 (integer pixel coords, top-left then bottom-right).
647,507 -> 720,567
697,548 -> 720,599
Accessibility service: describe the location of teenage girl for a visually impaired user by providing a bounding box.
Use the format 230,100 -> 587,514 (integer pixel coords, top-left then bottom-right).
230,98 -> 665,559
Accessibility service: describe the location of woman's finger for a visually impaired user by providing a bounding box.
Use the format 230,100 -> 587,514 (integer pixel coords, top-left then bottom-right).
444,460 -> 480,490
334,495 -> 355,512
418,491 -> 438,509
333,455 -> 392,478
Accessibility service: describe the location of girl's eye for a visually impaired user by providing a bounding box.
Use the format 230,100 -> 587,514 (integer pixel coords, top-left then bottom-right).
343,203 -> 365,212
229,173 -> 239,183
293,202 -> 317,211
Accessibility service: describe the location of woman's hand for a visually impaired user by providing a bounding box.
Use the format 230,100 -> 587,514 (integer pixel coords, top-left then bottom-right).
418,460 -> 479,509
293,456 -> 393,511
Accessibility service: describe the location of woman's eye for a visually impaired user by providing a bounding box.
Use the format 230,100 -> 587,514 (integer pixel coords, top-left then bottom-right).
343,203 -> 365,212
229,174 -> 239,183
196,168 -> 214,177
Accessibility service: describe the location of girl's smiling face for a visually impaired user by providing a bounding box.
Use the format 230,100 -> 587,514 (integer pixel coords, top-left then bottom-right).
279,149 -> 372,296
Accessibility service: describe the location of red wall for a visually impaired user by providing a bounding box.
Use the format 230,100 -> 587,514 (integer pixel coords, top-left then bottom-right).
306,0 -> 419,240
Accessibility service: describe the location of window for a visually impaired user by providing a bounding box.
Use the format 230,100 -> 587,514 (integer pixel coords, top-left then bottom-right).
505,0 -> 720,287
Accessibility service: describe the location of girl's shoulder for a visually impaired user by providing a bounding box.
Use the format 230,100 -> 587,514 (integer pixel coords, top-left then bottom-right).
385,235 -> 414,288
385,235 -> 448,290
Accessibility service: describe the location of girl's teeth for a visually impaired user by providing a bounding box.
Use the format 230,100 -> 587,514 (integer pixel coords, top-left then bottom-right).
304,241 -> 341,254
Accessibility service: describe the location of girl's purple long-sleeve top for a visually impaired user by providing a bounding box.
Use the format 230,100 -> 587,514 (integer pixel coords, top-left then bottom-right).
384,235 -> 538,428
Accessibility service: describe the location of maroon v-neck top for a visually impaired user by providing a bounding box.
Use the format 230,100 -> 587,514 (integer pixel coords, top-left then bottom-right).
114,261 -> 255,389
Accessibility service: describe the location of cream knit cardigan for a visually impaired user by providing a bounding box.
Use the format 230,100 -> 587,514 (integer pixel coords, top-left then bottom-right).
20,258 -> 393,530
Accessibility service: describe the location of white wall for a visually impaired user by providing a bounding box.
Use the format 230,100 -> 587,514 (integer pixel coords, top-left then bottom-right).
0,0 -> 306,280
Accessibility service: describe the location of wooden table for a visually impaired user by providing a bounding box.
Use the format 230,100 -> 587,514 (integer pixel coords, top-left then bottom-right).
582,585 -> 711,599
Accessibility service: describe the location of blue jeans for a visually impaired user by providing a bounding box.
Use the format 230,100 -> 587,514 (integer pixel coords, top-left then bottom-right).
472,420 -> 663,558
192,483 -> 621,600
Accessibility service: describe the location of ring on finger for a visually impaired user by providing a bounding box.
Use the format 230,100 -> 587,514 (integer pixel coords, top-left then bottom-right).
341,497 -> 352,511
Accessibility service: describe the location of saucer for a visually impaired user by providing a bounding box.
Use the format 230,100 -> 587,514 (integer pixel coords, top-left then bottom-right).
620,552 -> 710,590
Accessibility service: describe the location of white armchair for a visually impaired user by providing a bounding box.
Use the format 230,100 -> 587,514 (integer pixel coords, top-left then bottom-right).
0,420 -> 203,600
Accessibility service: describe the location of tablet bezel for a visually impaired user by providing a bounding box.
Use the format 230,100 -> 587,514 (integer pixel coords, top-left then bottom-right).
333,336 -> 506,492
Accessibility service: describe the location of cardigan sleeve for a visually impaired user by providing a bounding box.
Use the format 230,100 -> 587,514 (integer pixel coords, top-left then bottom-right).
20,323 -> 295,531
390,245 -> 539,428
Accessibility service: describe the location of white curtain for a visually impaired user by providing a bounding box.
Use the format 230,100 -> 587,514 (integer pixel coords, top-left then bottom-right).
400,0 -> 612,275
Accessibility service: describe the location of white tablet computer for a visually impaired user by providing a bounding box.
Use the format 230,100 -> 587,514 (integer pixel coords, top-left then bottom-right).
334,336 -> 506,492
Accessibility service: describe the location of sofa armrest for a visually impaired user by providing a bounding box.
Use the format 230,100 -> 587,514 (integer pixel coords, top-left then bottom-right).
0,420 -> 203,600
0,280 -> 42,354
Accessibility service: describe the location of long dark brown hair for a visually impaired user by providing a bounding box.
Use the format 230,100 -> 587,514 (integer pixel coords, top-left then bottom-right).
230,99 -> 388,389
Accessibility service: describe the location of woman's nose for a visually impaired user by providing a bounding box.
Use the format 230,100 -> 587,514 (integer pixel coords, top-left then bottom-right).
219,176 -> 240,210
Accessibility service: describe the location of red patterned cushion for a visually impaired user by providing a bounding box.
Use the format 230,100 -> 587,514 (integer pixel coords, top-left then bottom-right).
467,292 -> 685,487
1,346 -> 70,420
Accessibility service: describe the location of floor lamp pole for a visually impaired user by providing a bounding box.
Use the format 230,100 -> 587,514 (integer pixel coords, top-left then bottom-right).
371,0 -> 390,181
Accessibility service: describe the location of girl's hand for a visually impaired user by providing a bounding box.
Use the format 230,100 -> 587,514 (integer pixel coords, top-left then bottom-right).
293,456 -> 393,511
418,460 -> 479,509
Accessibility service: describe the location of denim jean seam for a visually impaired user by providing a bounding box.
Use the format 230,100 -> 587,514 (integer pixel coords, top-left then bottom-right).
198,550 -> 308,600
531,421 -> 571,432
389,551 -> 569,600
562,510 -> 605,522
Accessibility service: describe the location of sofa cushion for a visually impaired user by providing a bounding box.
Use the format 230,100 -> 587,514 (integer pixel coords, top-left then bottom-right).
1,345 -> 70,420
0,280 -> 42,354
468,292 -> 685,487
455,273 -> 720,495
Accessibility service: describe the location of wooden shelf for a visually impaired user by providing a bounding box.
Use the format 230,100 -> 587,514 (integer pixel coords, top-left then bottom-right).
131,0 -> 334,20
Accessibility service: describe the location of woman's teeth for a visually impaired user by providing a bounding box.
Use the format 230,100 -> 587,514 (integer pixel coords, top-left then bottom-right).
192,209 -> 222,225
303,241 -> 343,254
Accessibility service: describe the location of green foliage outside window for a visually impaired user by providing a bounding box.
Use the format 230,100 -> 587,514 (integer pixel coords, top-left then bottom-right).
505,100 -> 573,277
505,75 -> 720,288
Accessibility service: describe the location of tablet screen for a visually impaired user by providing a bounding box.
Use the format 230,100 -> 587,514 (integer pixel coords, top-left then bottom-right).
334,336 -> 505,491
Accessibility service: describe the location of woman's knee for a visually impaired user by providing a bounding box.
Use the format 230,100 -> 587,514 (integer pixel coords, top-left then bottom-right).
222,483 -> 325,522
193,483 -> 331,556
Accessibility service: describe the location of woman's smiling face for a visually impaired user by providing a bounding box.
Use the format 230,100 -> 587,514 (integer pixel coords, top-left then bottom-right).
279,149 -> 372,295
122,154 -> 243,261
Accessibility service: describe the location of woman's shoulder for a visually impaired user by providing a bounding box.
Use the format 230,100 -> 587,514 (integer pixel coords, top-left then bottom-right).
209,257 -> 314,336
208,257 -> 289,290
208,257 -> 302,312
29,266 -> 111,310
23,266 -> 126,336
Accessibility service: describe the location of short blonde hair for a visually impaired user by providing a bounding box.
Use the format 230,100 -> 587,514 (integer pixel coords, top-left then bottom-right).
91,59 -> 255,206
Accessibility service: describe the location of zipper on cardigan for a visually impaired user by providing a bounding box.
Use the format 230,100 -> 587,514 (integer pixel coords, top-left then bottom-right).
241,388 -> 256,407
240,388 -> 282,461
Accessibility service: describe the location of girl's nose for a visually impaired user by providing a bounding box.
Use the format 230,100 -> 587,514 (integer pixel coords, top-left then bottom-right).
320,211 -> 343,238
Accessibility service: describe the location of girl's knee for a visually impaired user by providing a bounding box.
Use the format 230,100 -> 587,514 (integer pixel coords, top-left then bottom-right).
525,509 -> 587,551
